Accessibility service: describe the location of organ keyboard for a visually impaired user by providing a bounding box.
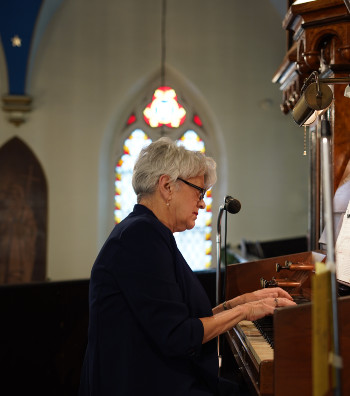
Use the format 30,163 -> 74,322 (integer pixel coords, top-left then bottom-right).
224,251 -> 350,396
228,320 -> 274,395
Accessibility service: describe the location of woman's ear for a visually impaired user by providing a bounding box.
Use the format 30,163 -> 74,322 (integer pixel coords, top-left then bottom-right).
158,174 -> 172,200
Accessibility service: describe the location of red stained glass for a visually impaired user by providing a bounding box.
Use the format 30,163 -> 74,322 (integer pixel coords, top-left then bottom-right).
143,86 -> 186,128
193,115 -> 203,127
127,114 -> 137,125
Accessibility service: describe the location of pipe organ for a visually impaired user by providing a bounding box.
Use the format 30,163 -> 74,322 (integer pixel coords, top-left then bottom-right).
224,2 -> 350,395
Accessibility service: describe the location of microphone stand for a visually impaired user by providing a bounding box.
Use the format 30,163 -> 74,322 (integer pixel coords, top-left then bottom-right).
216,205 -> 224,371
216,196 -> 241,374
216,205 -> 225,307
320,113 -> 342,396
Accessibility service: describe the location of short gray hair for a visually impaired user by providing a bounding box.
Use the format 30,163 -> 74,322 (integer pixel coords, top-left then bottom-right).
132,137 -> 217,202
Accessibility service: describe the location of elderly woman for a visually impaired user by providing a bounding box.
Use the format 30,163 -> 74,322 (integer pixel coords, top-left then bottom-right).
79,137 -> 295,396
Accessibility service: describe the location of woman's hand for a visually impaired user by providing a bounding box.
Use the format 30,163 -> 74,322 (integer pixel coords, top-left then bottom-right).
242,296 -> 296,322
240,287 -> 294,304
220,287 -> 294,312
202,294 -> 297,343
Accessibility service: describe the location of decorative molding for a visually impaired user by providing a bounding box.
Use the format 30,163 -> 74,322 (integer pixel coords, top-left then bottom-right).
2,94 -> 32,126
273,0 -> 350,190
273,0 -> 350,116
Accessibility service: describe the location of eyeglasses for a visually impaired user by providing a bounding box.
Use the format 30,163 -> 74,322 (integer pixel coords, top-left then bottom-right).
177,178 -> 206,201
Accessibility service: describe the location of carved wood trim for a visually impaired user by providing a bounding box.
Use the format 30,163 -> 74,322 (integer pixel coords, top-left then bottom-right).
273,0 -> 350,190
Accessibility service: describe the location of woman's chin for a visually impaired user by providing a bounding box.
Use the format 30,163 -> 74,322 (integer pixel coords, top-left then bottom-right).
186,223 -> 196,231
174,221 -> 196,233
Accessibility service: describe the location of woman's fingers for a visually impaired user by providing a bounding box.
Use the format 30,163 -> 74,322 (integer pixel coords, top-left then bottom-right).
244,297 -> 296,321
274,296 -> 297,307
252,287 -> 294,301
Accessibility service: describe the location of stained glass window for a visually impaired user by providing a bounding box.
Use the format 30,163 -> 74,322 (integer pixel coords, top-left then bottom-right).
126,114 -> 137,126
143,86 -> 186,128
114,129 -> 152,223
115,83 -> 213,271
175,131 -> 213,270
114,129 -> 213,271
193,114 -> 203,127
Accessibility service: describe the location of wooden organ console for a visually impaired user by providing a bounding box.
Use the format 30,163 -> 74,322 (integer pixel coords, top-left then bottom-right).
224,252 -> 350,396
272,0 -> 350,248
223,3 -> 350,393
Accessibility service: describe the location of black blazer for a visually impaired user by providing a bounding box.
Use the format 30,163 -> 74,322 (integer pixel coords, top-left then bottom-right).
79,204 -> 219,395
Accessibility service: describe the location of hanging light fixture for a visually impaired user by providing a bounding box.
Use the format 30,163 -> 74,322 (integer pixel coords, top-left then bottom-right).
292,71 -> 350,127
292,71 -> 333,126
142,0 -> 187,132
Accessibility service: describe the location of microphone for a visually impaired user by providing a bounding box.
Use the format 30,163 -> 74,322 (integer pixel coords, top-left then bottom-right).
217,196 -> 241,235
224,195 -> 241,214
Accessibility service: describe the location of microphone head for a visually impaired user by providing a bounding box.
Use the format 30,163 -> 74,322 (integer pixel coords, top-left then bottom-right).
225,195 -> 241,214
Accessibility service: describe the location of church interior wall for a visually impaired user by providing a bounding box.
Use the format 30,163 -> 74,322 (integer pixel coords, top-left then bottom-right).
0,0 -> 308,281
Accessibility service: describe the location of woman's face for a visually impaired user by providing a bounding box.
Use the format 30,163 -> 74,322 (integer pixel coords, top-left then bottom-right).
171,175 -> 206,233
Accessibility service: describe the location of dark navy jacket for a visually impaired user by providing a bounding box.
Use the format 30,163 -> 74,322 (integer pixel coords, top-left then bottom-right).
79,204 -> 220,395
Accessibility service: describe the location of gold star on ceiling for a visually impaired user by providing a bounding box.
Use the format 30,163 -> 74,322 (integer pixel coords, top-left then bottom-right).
11,35 -> 22,47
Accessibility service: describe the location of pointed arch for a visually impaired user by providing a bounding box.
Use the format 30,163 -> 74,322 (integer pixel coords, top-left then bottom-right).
0,137 -> 48,283
98,66 -> 227,268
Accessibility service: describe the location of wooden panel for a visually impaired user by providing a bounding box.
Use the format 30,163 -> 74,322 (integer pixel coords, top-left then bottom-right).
274,296 -> 350,396
225,251 -> 325,300
0,280 -> 89,395
0,137 -> 47,283
274,303 -> 312,395
333,81 -> 350,189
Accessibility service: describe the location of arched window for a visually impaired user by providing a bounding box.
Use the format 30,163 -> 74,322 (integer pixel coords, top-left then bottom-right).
114,86 -> 213,271
175,131 -> 213,270
114,129 -> 152,224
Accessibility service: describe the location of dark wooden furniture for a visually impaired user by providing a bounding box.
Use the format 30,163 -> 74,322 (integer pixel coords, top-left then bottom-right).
0,280 -> 89,396
224,252 -> 350,396
0,270 -> 221,396
223,2 -> 350,394
273,0 -> 350,249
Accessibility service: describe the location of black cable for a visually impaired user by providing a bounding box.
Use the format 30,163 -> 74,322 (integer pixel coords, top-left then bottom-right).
160,0 -> 166,136
161,0 -> 166,88
222,209 -> 228,302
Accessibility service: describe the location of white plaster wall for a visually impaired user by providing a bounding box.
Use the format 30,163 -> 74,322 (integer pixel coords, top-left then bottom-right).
0,0 -> 308,281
